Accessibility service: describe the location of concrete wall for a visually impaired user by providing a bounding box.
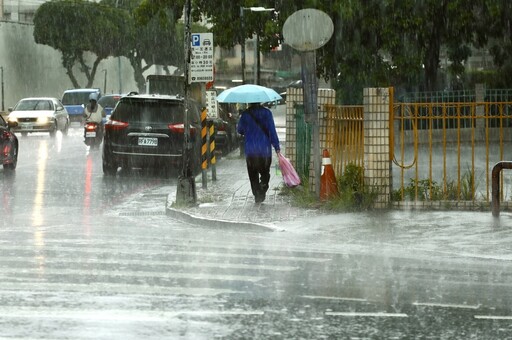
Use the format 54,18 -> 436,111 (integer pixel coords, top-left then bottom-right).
0,21 -> 137,112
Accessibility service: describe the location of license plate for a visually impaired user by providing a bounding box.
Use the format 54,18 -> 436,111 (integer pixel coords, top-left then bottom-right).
85,131 -> 96,137
22,124 -> 33,130
138,137 -> 158,146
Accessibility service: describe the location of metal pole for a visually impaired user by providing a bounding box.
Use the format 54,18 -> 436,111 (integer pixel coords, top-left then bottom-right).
102,69 -> 107,94
240,6 -> 245,84
1,66 -> 4,112
256,33 -> 260,85
301,51 -> 320,198
176,0 -> 197,205
253,33 -> 258,84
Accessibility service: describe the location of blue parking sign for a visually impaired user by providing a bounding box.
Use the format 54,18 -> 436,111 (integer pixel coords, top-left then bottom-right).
192,34 -> 200,46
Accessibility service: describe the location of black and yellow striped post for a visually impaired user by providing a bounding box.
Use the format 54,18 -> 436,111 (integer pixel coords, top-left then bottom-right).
200,108 -> 208,188
208,119 -> 217,181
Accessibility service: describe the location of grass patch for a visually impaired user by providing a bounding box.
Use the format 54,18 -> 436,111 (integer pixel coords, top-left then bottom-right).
280,163 -> 378,211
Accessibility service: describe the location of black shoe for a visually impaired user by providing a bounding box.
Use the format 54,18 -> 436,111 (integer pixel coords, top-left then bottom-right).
255,193 -> 266,203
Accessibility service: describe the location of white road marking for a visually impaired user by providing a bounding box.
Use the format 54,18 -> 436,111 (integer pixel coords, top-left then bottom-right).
301,295 -> 367,302
0,256 -> 299,272
0,282 -> 238,296
413,302 -> 480,310
0,245 -> 330,263
0,267 -> 265,283
325,312 -> 408,318
0,308 -> 265,322
474,315 -> 512,320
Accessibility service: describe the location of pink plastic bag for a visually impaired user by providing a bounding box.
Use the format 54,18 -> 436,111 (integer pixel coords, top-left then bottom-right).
278,153 -> 301,187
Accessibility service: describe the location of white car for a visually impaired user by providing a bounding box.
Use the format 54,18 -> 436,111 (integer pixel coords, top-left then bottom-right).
8,97 -> 70,137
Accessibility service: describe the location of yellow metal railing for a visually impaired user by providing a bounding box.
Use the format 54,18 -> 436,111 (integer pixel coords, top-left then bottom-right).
393,101 -> 512,202
325,105 -> 364,178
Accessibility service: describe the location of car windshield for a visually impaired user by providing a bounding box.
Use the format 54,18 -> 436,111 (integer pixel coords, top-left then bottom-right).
15,99 -> 52,111
98,95 -> 121,108
61,92 -> 94,106
113,99 -> 184,124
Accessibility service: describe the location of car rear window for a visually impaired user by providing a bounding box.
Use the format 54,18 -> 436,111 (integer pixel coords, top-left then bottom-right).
62,92 -> 97,106
98,95 -> 121,108
113,99 -> 184,124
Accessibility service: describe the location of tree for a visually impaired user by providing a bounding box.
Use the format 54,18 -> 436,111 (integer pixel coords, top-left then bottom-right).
104,0 -> 187,92
135,0 -> 511,99
33,0 -> 132,88
474,0 -> 512,87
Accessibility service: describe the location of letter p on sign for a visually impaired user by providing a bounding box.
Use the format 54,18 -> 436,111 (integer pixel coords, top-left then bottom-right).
192,34 -> 200,46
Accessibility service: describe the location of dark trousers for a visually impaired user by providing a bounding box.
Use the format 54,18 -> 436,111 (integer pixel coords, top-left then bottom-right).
246,156 -> 271,198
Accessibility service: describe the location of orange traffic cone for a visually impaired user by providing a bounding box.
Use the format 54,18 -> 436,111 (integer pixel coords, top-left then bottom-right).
320,149 -> 339,201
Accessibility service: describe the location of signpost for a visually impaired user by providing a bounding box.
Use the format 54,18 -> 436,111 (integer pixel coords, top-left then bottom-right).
205,90 -> 218,118
189,33 -> 214,84
282,9 -> 334,198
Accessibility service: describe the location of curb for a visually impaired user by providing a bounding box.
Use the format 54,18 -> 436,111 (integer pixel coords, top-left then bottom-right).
165,197 -> 280,232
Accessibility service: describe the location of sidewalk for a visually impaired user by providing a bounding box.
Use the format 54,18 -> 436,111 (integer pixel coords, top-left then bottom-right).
166,151 -> 320,231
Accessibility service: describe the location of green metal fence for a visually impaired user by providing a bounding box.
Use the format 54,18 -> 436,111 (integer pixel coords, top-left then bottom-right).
294,104 -> 312,179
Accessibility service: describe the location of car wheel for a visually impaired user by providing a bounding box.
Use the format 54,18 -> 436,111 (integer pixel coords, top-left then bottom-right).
63,120 -> 70,136
102,148 -> 117,176
49,123 -> 57,137
103,158 -> 117,176
3,145 -> 17,171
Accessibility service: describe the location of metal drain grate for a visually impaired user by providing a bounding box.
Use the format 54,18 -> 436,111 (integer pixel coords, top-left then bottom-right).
119,211 -> 167,217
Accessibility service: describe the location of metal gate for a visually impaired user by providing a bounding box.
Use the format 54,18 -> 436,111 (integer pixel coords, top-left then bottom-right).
325,104 -> 364,178
392,99 -> 512,202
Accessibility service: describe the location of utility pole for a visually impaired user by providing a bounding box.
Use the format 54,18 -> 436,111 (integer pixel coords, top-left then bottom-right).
1,66 -> 4,112
240,6 -> 246,84
283,9 -> 333,199
175,0 -> 197,206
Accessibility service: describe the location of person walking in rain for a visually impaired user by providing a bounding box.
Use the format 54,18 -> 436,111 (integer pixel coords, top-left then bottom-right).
237,102 -> 281,203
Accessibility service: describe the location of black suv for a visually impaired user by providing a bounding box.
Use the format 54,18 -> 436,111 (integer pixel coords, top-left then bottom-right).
102,93 -> 202,176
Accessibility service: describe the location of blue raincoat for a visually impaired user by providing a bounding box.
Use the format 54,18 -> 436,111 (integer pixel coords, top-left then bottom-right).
237,105 -> 280,157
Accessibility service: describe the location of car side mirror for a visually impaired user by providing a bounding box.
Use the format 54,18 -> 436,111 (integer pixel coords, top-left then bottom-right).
8,107 -> 13,112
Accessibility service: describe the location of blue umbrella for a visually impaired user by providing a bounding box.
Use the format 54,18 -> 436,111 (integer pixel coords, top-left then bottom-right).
216,84 -> 282,104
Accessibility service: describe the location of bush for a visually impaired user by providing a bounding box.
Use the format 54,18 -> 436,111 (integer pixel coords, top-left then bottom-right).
282,163 -> 378,211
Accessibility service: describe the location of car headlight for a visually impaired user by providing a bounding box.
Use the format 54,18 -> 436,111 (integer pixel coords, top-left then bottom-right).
37,116 -> 51,124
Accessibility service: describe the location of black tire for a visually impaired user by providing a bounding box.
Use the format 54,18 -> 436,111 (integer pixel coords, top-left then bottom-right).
63,120 -> 70,136
3,144 -> 17,171
102,148 -> 117,175
49,123 -> 57,137
103,158 -> 117,175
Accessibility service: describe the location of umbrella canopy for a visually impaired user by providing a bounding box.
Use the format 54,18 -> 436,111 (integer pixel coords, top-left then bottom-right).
216,84 -> 282,104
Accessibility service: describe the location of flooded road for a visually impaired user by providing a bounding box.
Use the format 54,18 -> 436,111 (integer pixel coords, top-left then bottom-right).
1,127 -> 512,338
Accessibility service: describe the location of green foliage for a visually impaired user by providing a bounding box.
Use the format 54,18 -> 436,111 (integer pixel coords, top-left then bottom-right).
281,163 -> 377,212
34,0 -> 133,88
392,169 -> 478,201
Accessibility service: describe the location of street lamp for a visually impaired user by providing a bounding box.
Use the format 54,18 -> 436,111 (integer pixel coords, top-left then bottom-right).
240,6 -> 274,85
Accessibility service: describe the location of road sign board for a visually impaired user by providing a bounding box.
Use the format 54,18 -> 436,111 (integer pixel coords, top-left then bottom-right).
205,90 -> 218,118
283,9 -> 333,51
190,33 -> 214,84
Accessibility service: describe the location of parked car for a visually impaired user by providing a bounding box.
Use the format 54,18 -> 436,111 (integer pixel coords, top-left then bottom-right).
98,93 -> 122,121
0,114 -> 18,170
7,97 -> 69,137
102,93 -> 202,176
61,88 -> 101,123
207,102 -> 240,155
